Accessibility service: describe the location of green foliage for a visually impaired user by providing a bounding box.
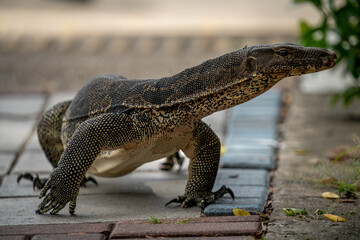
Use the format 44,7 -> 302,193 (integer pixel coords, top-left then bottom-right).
338,181 -> 357,198
294,0 -> 360,107
283,207 -> 308,216
148,216 -> 164,224
175,218 -> 194,224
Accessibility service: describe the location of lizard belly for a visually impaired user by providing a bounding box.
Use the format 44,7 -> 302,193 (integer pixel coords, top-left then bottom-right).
87,132 -> 191,177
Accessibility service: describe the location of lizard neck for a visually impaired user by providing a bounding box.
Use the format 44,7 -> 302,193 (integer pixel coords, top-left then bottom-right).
180,73 -> 283,120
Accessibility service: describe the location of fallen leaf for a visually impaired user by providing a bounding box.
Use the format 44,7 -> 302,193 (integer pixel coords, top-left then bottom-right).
322,192 -> 340,199
233,208 -> 250,216
295,149 -> 307,156
323,214 -> 345,222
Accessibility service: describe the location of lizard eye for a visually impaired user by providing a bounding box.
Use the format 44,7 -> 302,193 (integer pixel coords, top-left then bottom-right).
279,50 -> 289,57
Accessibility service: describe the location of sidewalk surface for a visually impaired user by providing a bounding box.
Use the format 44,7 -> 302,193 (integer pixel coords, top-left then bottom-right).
1,0 -> 360,239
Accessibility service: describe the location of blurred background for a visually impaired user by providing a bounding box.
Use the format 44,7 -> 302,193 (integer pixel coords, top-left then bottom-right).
0,0 -> 322,92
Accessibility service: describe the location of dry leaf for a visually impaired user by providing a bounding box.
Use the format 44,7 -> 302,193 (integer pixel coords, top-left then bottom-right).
295,149 -> 307,156
323,214 -> 345,222
322,192 -> 340,199
233,208 -> 250,216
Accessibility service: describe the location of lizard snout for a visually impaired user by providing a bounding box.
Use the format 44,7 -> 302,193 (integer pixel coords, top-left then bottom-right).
322,52 -> 337,68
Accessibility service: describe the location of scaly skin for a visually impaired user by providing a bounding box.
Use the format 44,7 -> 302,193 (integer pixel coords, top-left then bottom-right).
34,43 -> 337,215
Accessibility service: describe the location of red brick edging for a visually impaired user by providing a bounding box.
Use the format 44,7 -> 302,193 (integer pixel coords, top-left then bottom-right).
0,215 -> 262,239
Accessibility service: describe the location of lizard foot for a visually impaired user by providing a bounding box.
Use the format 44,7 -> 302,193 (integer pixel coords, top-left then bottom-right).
36,168 -> 79,215
17,173 -> 47,190
165,185 -> 234,210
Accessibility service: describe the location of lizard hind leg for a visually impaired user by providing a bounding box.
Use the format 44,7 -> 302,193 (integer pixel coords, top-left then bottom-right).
18,100 -> 97,189
17,173 -> 47,190
17,101 -> 71,189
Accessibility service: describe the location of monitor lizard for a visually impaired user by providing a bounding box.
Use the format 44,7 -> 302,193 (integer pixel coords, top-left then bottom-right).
19,43 -> 336,215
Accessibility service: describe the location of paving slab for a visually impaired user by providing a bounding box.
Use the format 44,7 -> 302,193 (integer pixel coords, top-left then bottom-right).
228,90 -> 282,124
204,198 -> 267,216
12,150 -> 53,174
225,138 -> 279,146
225,129 -> 278,141
214,169 -> 270,187
224,143 -> 276,153
220,152 -> 275,169
0,153 -> 14,176
230,108 -> 280,119
0,119 -> 36,152
0,94 -> 45,118
110,216 -> 261,238
227,119 -> 278,131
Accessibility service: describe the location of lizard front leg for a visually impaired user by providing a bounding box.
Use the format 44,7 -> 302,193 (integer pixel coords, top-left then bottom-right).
36,113 -> 132,215
166,120 -> 234,209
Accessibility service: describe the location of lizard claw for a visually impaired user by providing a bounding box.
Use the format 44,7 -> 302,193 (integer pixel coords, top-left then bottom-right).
165,185 -> 235,209
200,200 -> 206,210
17,173 -> 47,190
214,185 -> 235,201
165,196 -> 184,206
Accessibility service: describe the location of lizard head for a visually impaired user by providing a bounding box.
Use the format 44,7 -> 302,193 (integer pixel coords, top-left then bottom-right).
242,43 -> 337,79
